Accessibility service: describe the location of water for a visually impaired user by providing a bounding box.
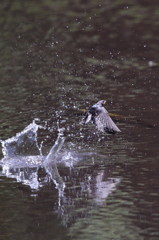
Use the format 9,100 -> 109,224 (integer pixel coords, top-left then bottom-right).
0,120 -> 66,190
0,0 -> 159,240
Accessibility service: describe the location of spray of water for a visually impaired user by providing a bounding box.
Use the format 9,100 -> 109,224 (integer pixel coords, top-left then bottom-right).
0,119 -> 121,224
0,119 -> 44,158
0,119 -> 65,192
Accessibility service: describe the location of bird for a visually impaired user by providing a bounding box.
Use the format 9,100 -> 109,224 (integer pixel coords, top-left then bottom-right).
83,100 -> 121,134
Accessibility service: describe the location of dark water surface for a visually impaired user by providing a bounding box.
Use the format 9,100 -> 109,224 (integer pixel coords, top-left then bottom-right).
0,1 -> 159,240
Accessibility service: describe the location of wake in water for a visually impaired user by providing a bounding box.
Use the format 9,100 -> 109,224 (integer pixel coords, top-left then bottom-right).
0,119 -> 65,190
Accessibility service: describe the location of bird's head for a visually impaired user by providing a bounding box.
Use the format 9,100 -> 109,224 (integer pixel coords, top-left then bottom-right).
96,100 -> 106,106
92,100 -> 106,109
99,100 -> 106,105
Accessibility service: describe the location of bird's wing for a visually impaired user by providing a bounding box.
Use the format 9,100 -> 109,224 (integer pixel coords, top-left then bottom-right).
95,111 -> 121,133
83,112 -> 92,124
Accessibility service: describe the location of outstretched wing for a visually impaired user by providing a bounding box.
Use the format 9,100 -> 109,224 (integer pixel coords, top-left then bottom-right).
95,111 -> 121,134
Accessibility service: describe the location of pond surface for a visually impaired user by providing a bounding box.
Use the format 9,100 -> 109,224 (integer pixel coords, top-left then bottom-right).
0,1 -> 159,240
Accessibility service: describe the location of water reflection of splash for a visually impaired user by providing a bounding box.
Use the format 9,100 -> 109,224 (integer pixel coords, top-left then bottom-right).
2,165 -> 41,189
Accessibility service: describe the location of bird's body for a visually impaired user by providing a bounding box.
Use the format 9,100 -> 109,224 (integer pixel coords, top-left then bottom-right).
84,100 -> 121,134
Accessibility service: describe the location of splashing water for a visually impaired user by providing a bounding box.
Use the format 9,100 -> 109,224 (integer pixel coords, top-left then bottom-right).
44,126 -> 65,164
0,119 -> 65,191
43,126 -> 66,195
0,119 -> 120,223
1,119 -> 44,158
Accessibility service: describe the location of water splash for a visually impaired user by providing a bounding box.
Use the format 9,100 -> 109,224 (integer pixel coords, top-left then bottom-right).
0,120 -> 121,226
1,119 -> 44,158
0,119 -> 65,191
43,126 -> 65,193
44,126 -> 65,164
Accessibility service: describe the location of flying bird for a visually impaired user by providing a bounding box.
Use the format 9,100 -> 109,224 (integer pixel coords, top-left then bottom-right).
83,100 -> 121,134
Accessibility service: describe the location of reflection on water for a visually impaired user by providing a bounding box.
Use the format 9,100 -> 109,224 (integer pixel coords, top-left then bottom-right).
91,171 -> 120,205
1,166 -> 40,189
0,0 -> 159,240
